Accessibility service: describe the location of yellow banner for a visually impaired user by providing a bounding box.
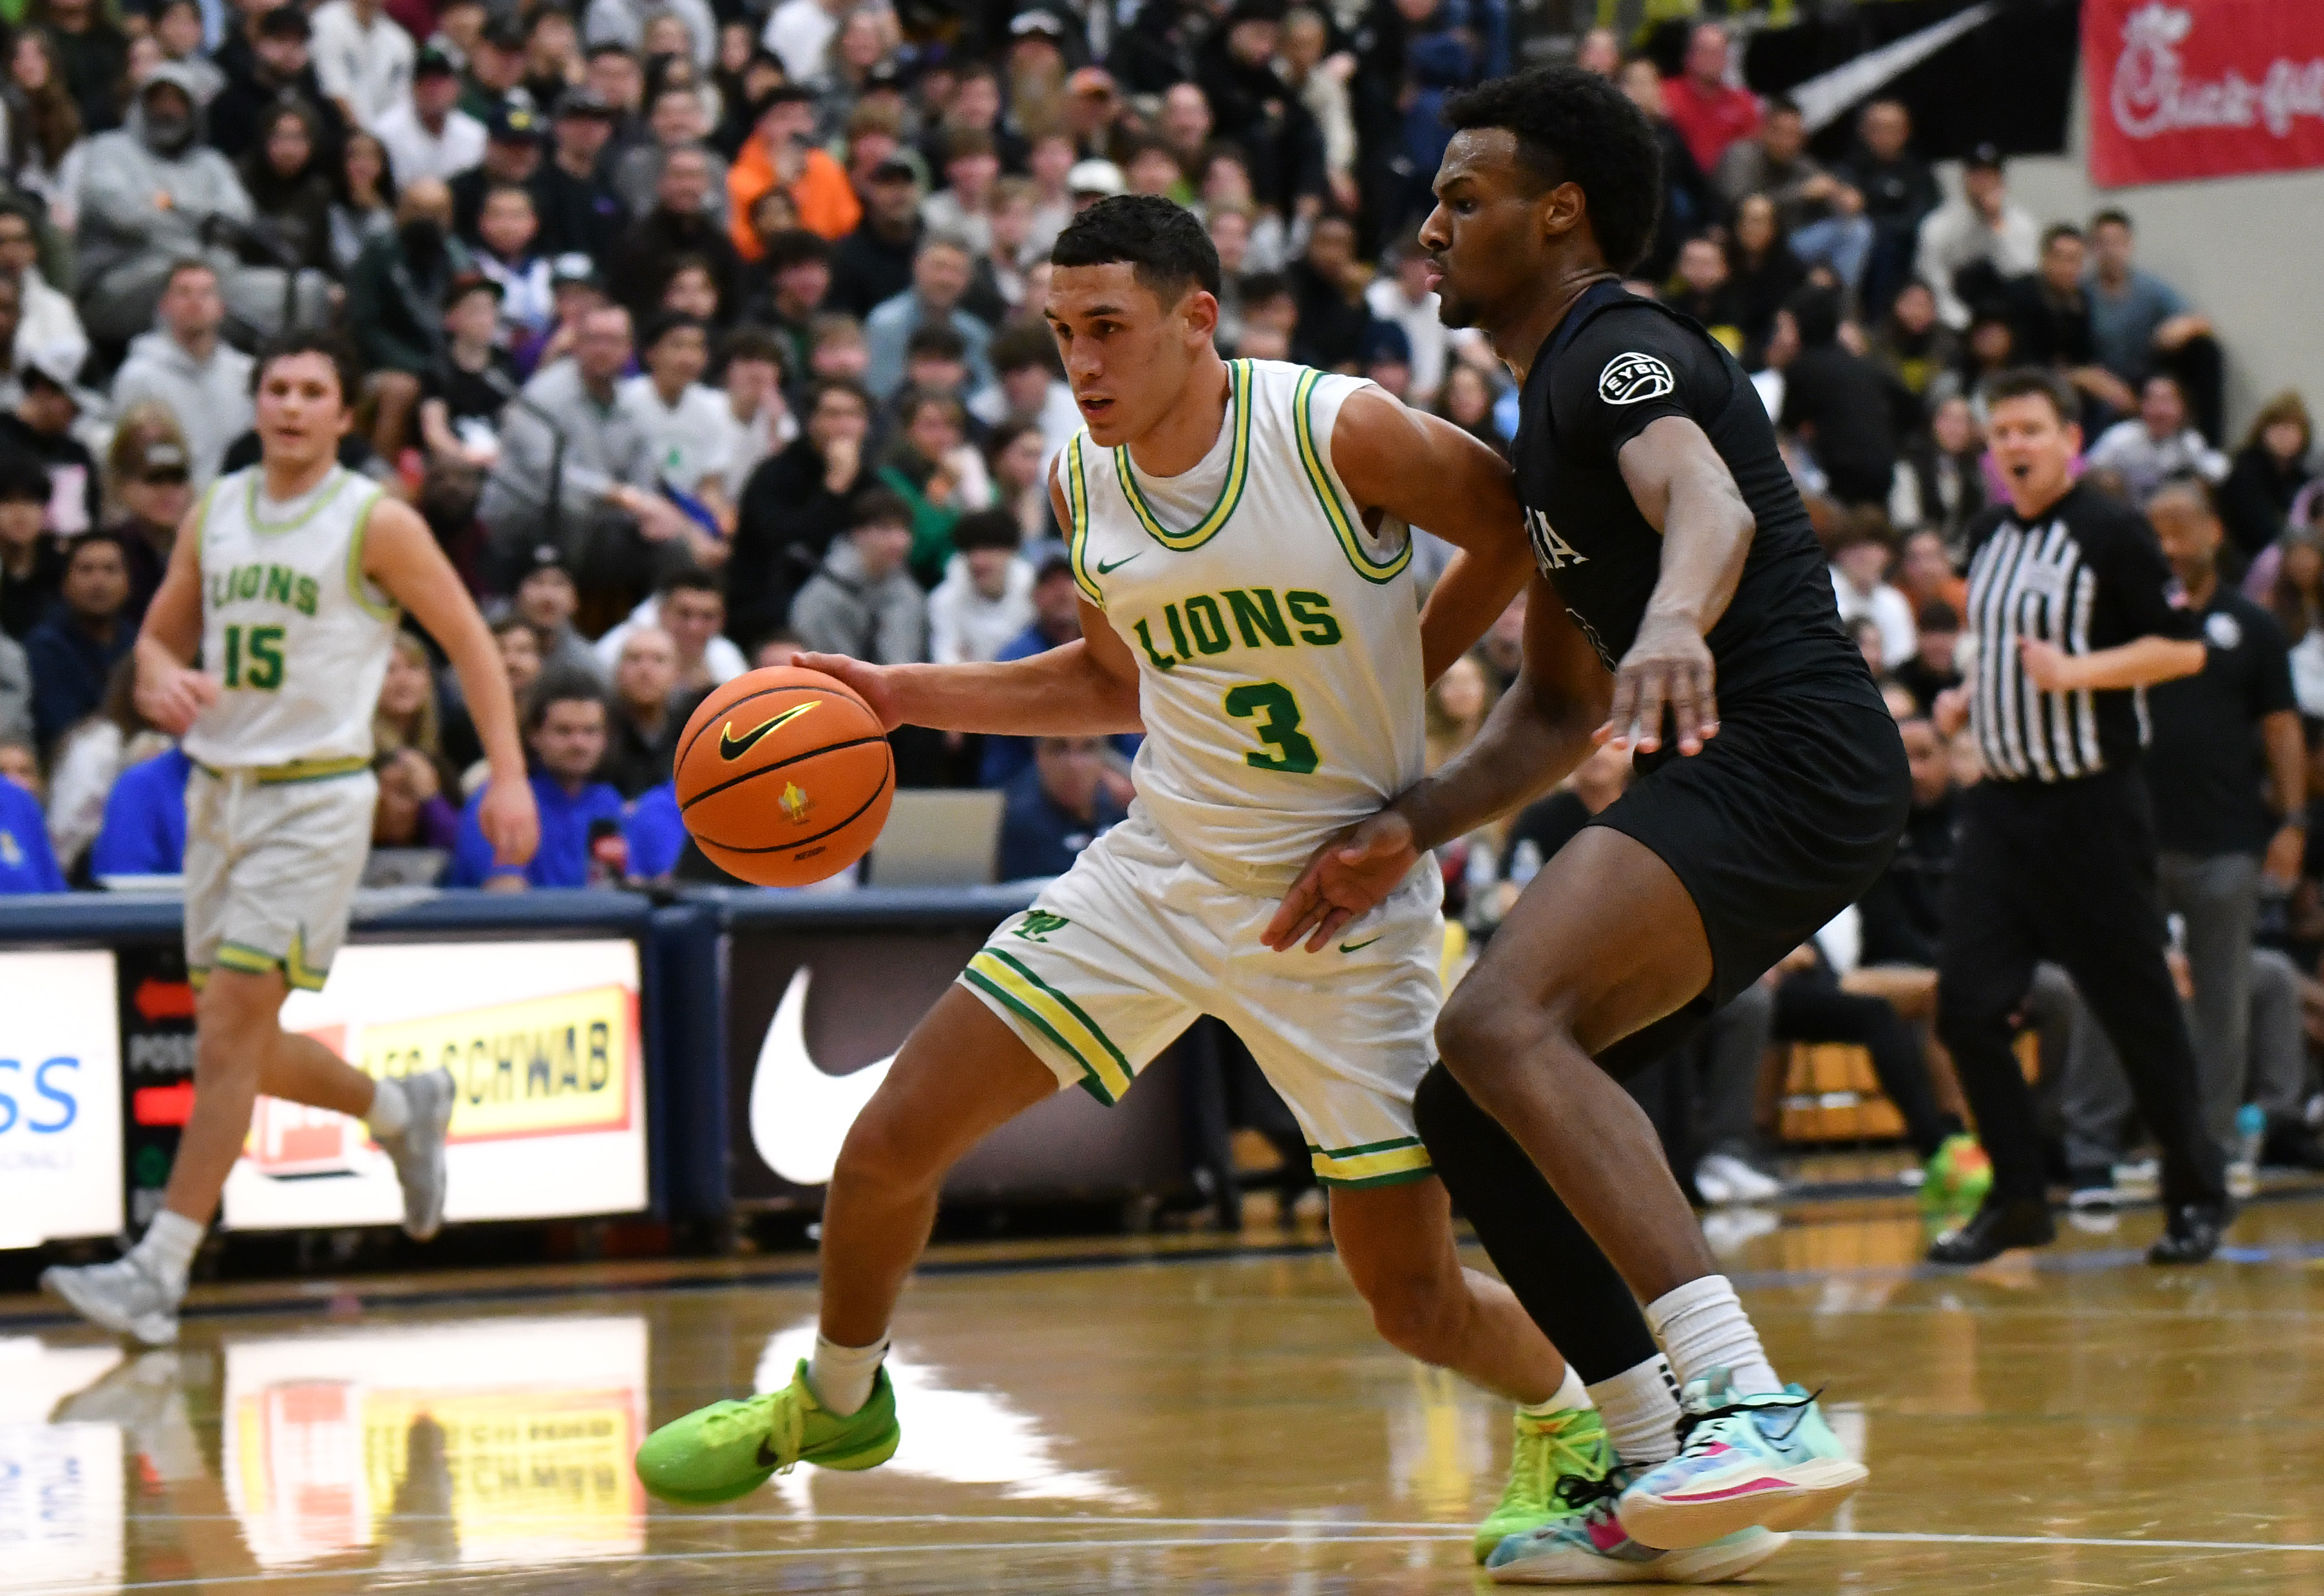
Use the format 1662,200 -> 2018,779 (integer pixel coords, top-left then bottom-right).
356,985 -> 636,1141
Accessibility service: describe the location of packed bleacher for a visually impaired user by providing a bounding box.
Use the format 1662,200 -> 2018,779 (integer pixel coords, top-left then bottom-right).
0,0 -> 2317,1196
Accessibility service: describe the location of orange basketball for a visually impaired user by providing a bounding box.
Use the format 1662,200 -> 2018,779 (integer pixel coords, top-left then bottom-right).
673,667 -> 894,886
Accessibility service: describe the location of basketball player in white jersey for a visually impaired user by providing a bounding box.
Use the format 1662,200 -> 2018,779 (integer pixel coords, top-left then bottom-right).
42,334 -> 538,1346
633,196 -> 1783,1583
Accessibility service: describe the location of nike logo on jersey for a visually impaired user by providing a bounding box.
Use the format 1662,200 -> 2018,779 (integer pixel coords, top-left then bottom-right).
1338,934 -> 1385,953
749,967 -> 895,1186
1095,551 -> 1143,574
720,701 -> 820,761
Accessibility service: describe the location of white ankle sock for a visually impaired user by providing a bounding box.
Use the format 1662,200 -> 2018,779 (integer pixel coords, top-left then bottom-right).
1519,1363 -> 1592,1418
365,1076 -> 410,1139
1646,1276 -> 1782,1397
1587,1354 -> 1683,1466
132,1211 -> 205,1289
808,1333 -> 889,1417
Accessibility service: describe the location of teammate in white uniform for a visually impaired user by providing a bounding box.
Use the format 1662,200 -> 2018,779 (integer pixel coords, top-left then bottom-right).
43,334 -> 538,1347
631,196 -> 1652,1566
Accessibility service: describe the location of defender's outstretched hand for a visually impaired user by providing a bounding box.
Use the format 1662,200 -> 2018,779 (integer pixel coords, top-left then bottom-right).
795,653 -> 906,732
1265,808 -> 1420,953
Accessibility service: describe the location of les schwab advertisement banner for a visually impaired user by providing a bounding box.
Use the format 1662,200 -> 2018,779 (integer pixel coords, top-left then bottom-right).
2085,0 -> 2324,187
0,950 -> 124,1249
219,939 -> 647,1231
726,927 -> 1186,1207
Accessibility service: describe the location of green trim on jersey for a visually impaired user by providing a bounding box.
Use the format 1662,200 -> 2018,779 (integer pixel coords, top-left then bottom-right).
247,465 -> 356,537
1113,359 -> 1253,552
191,479 -> 224,563
343,487 -> 400,621
1293,367 -> 1413,585
1063,435 -> 1102,607
962,948 -> 1134,1104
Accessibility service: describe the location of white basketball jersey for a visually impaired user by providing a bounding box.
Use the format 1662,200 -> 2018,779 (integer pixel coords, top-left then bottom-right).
182,465 -> 400,770
1063,358 -> 1426,894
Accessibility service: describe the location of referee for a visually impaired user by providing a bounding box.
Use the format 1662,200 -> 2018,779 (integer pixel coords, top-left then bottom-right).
1931,367 -> 2230,1266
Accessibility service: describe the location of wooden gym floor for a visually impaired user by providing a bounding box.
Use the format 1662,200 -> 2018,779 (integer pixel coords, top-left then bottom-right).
6,1174 -> 2324,1594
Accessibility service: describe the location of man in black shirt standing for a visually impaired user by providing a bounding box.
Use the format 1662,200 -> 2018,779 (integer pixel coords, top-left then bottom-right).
1931,369 -> 2231,1264
1267,66 -> 1905,1572
2059,476 -> 2304,1179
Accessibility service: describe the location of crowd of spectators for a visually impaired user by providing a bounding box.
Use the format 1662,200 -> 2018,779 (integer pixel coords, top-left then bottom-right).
0,0 -> 2318,1181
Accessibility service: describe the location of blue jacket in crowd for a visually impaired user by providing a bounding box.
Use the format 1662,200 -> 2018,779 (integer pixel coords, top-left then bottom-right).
450,771 -> 635,888
89,747 -> 193,877
0,776 -> 64,893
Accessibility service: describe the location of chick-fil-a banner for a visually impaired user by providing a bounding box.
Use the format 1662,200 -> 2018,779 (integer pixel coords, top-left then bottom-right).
2085,0 -> 2324,187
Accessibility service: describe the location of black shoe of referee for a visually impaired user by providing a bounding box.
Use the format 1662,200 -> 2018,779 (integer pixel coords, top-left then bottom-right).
1927,1197 -> 2056,1265
2147,1201 -> 2232,1265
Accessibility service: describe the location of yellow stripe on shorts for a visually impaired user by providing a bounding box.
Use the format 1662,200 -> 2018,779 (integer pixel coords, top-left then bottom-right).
1309,1135 -> 1434,1188
962,949 -> 1136,1104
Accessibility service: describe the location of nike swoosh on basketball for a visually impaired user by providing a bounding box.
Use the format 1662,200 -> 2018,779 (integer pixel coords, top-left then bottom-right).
720,701 -> 820,761
1095,552 -> 1143,574
1339,934 -> 1385,953
749,967 -> 894,1186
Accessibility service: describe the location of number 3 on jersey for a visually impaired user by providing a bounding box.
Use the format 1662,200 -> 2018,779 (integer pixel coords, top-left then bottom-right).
1224,681 -> 1319,774
220,624 -> 287,691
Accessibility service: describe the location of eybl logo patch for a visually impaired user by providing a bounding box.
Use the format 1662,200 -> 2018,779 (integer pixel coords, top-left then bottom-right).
1597,353 -> 1675,405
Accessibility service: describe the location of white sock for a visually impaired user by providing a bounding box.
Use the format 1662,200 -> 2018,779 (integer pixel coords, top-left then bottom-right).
808,1333 -> 889,1418
131,1211 -> 205,1290
1587,1354 -> 1683,1466
1519,1363 -> 1592,1418
365,1076 -> 410,1140
1646,1276 -> 1782,1397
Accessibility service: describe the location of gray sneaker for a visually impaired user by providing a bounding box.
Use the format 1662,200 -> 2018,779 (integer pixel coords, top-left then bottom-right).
378,1068 -> 457,1241
42,1254 -> 183,1346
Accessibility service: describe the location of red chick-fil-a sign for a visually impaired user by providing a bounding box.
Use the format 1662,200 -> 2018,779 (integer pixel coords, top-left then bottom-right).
2085,0 -> 2324,187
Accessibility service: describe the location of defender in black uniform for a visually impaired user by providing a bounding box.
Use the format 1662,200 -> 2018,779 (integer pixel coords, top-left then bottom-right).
1267,67 -> 1909,1566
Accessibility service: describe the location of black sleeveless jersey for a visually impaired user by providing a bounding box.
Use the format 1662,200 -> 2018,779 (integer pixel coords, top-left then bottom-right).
1509,280 -> 1880,711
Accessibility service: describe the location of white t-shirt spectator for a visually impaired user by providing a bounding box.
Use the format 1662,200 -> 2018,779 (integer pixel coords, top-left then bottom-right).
1915,195 -> 2041,330
927,552 -> 1035,665
722,398 -> 795,503
373,102 -> 487,187
1365,275 -> 1459,403
310,0 -> 416,131
593,596 -> 749,682
967,376 -> 1082,478
1831,566 -> 1918,669
619,374 -> 736,496
2084,420 -> 2229,506
763,0 -> 840,81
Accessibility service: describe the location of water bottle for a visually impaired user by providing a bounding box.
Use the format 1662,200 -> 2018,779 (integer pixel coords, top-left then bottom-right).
2236,1102 -> 2267,1170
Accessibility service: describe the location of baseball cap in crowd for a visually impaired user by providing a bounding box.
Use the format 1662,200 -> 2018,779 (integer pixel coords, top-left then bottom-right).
489,103 -> 546,144
20,343 -> 101,412
1361,319 -> 1412,367
868,155 -> 919,186
517,543 -> 570,580
1068,158 -> 1125,197
1010,10 -> 1068,43
255,5 -> 310,40
555,84 -> 618,120
863,59 -> 909,93
481,15 -> 527,50
447,270 -> 506,306
550,252 -> 602,290
415,45 -> 458,78
1966,141 -> 2005,173
125,437 -> 191,484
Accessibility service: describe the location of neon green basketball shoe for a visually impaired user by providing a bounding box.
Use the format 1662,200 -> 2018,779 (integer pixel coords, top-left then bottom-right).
635,1359 -> 901,1504
1473,1404 -> 1616,1561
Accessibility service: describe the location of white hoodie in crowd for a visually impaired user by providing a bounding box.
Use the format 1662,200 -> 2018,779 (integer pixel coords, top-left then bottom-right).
927,551 -> 1035,665
109,328 -> 255,490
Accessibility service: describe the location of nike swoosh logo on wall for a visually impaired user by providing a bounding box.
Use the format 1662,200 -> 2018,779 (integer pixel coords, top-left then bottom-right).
749,967 -> 894,1186
1095,553 -> 1142,574
720,701 -> 820,761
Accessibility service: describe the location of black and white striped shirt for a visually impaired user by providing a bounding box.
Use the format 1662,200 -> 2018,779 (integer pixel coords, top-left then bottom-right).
1961,483 -> 2197,784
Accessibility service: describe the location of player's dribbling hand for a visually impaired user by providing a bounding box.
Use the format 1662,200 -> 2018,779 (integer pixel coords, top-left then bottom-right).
135,664 -> 220,735
479,771 -> 541,867
1598,612 -> 1718,755
1264,808 -> 1418,954
793,652 -> 906,731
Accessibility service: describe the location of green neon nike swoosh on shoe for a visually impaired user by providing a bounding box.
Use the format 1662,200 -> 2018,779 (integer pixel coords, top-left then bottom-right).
1339,934 -> 1385,953
1474,1404 -> 1613,1562
1095,552 -> 1143,573
634,1359 -> 900,1504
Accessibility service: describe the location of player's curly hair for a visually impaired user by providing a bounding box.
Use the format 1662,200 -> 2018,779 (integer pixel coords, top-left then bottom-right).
1051,193 -> 1222,304
1442,65 -> 1664,275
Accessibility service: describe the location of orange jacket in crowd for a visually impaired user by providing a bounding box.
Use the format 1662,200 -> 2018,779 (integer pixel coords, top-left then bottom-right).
730,138 -> 862,259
